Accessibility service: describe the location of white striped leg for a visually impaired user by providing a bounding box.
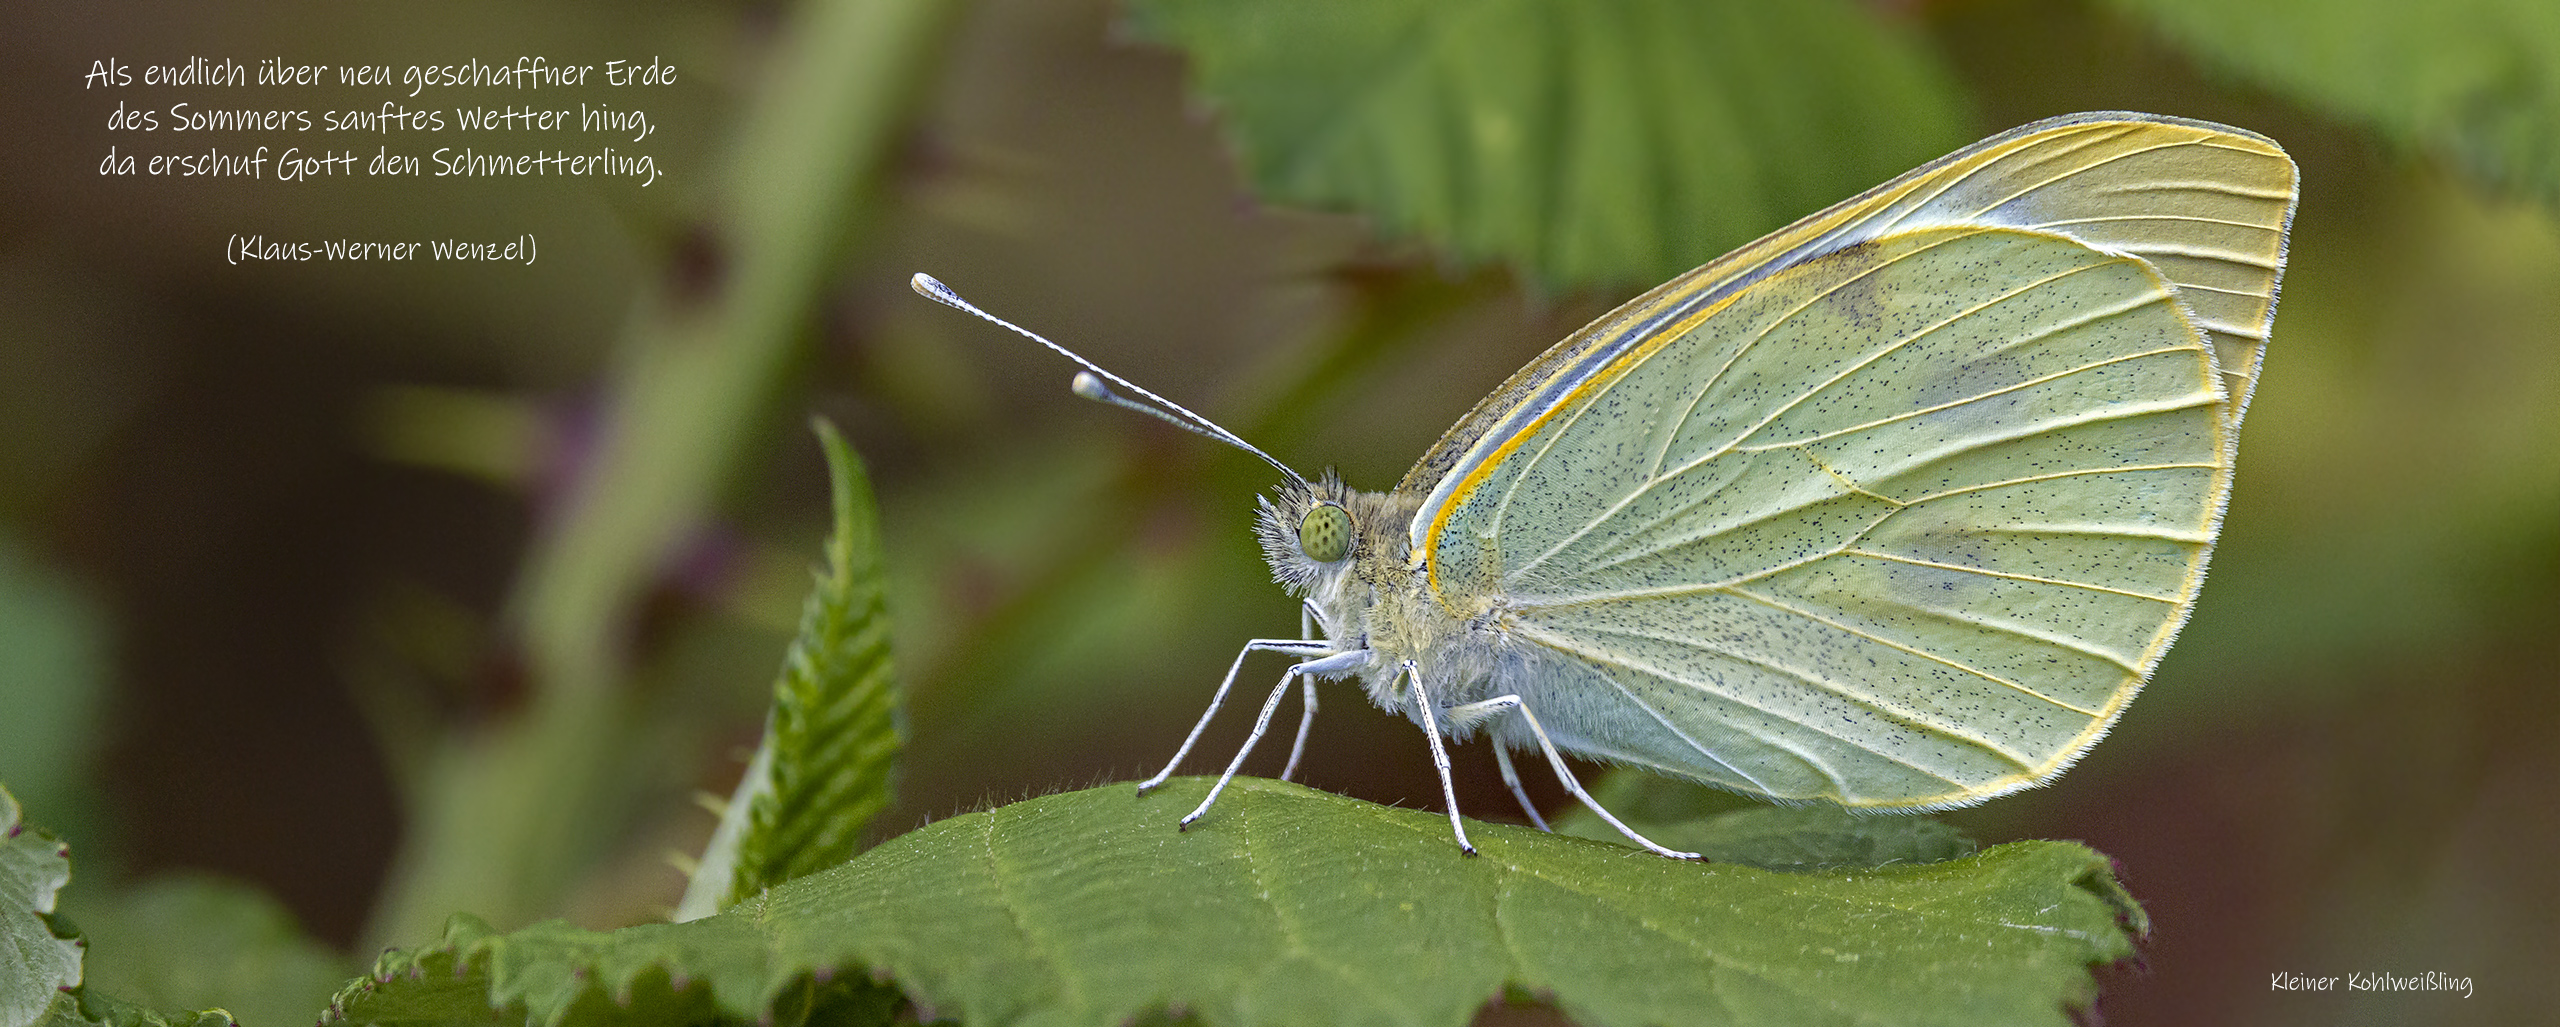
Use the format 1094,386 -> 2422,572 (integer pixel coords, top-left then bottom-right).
1279,605 -> 1322,782
1447,695 -> 1701,860
1278,679 -> 1319,782
1491,745 -> 1552,832
1178,649 -> 1368,830
1403,661 -> 1478,856
1138,638 -> 1335,794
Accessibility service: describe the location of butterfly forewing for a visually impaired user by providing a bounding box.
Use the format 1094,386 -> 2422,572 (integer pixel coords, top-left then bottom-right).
1397,113 -> 2295,505
1409,113 -> 2293,808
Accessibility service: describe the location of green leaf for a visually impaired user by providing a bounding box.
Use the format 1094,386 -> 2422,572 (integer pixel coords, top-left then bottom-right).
1608,805 -> 1977,873
2110,0 -> 2560,202
32,991 -> 234,1027
676,421 -> 900,920
2,786 -> 81,1027
6,788 -> 241,1027
67,876 -> 347,1027
335,780 -> 2143,1027
322,914 -> 901,1027
1122,0 -> 1973,288
1555,771 -> 1978,871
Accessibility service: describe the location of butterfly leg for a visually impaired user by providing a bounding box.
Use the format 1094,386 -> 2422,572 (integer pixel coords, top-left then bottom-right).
1178,649 -> 1367,829
1278,605 -> 1321,783
1447,695 -> 1703,860
1490,745 -> 1553,832
1139,638 -> 1335,794
1278,679 -> 1319,782
1442,699 -> 1548,831
1403,661 -> 1479,856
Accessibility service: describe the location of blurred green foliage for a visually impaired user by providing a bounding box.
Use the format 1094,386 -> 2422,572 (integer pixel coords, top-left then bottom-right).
66,875 -> 346,1027
3,0 -> 2557,1024
2112,0 -> 2560,203
0,540 -> 108,846
1123,0 -> 1974,287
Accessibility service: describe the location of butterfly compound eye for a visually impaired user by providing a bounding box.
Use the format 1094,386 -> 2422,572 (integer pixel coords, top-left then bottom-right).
1298,503 -> 1352,563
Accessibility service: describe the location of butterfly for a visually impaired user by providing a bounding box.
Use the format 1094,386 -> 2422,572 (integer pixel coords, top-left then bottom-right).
915,110 -> 2298,858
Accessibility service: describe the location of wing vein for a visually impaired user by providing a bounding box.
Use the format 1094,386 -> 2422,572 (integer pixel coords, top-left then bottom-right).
1986,523 -> 2212,543
1523,617 -> 2041,771
1734,345 -> 2213,456
2091,179 -> 2293,200
1965,135 -> 2212,222
1901,460 -> 2223,504
1715,253 -> 2140,455
2115,242 -> 2283,271
1882,123 -> 2137,236
1672,227 -> 1985,465
1721,586 -> 2112,714
1975,135 -> 2269,217
2037,212 -> 2280,232
1512,231 -> 1996,581
1844,547 -> 2183,603
1512,621 -> 1999,786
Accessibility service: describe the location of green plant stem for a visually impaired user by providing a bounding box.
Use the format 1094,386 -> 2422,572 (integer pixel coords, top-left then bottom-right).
360,0 -> 961,954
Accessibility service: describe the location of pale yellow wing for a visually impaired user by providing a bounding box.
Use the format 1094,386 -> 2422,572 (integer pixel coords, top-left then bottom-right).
1413,113 -> 2296,808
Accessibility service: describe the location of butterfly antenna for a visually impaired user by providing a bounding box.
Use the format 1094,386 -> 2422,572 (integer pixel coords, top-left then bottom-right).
911,273 -> 1310,488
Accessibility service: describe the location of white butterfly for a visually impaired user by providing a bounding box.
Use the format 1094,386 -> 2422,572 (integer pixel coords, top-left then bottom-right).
917,110 -> 2297,858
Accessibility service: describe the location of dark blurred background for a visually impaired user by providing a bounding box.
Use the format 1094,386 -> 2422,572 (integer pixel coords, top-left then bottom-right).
3,1 -> 2555,1024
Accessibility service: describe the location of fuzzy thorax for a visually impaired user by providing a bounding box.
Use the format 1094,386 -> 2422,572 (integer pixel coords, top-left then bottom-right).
1254,472 -> 1503,729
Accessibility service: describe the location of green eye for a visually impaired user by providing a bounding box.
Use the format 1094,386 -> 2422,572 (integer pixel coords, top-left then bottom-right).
1298,503 -> 1351,563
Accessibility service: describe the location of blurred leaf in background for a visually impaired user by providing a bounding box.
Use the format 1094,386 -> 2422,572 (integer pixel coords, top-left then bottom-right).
1123,0 -> 1974,287
2110,0 -> 2560,204
68,876 -> 347,1027
0,538 -> 110,850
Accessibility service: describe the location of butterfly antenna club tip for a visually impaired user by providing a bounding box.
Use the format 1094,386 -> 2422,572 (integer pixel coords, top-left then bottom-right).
910,271 -> 1312,489
908,272 -> 961,306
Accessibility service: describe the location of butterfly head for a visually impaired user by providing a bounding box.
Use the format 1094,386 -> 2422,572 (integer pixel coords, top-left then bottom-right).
1254,472 -> 1425,605
1254,471 -> 1365,596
